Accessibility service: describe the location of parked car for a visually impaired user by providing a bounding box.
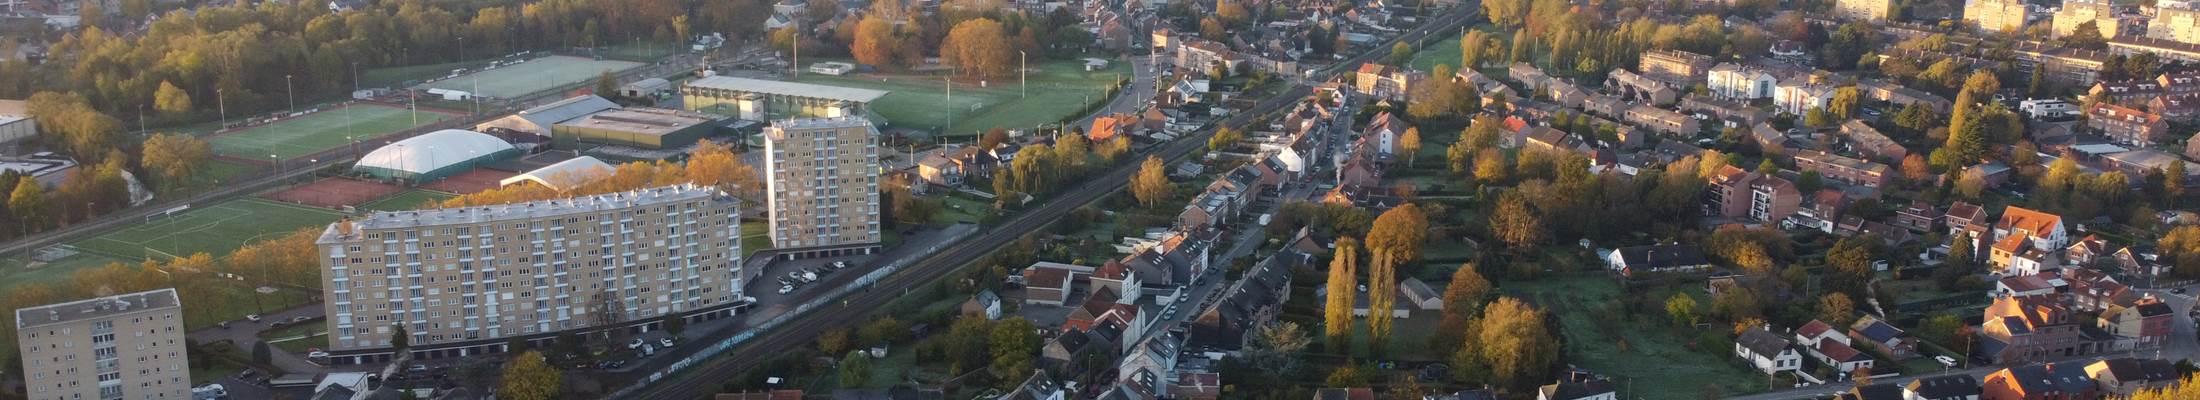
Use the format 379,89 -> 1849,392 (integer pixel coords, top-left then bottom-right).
291,316 -> 311,323
659,338 -> 675,348
244,314 -> 262,322
832,261 -> 849,270
1934,355 -> 1958,367
628,339 -> 645,350
307,350 -> 329,359
778,285 -> 794,294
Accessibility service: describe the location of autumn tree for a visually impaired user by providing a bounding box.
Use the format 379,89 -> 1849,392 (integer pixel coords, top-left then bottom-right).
497,351 -> 561,400
1666,292 -> 1700,327
1364,204 -> 1426,352
1130,155 -> 1170,208
153,81 -> 192,116
2162,226 -> 2200,278
1817,293 -> 1857,327
1441,263 -> 1492,318
141,133 -> 211,193
1901,154 -> 1931,184
943,18 -> 1014,77
1489,191 -> 1542,252
1209,126 -> 1242,151
1399,127 -> 1423,168
1470,297 -> 1557,389
1324,237 -> 1361,351
9,179 -> 45,234
1829,86 -> 1862,118
817,328 -> 852,355
989,317 -> 1038,377
2127,374 -> 2200,400
852,16 -> 899,68
1474,148 -> 1508,183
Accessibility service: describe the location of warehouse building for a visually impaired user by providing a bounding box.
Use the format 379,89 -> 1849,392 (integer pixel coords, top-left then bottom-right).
681,76 -> 888,121
352,129 -> 519,182
550,107 -> 722,150
473,95 -> 621,138
0,99 -> 35,151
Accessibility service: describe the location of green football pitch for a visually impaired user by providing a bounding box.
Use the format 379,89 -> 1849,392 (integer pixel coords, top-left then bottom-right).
416,55 -> 645,98
70,198 -> 343,261
790,60 -> 1128,137
209,103 -> 450,160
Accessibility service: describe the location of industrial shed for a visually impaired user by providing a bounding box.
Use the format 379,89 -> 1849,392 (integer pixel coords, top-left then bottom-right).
352,129 -> 518,182
472,95 -> 620,137
550,107 -> 722,149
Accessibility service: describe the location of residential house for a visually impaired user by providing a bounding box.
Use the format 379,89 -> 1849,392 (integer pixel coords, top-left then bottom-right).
1795,320 -> 1877,373
1583,95 -> 1629,117
2084,102 -> 2170,145
2064,235 -> 2112,267
1509,63 -> 1553,90
1117,334 -> 1181,390
1749,122 -> 1793,154
1606,69 -> 1680,105
1837,384 -> 1906,400
1042,323 -> 1119,367
1179,190 -> 1239,231
1981,362 -> 2100,400
1708,63 -> 1778,100
1682,95 -> 1771,126
1905,375 -> 1983,400
917,152 -> 964,188
1607,245 -> 1712,275
1639,49 -> 1715,84
1024,263 -> 1077,305
1362,112 -> 1407,157
2111,247 -> 2173,279
1735,327 -> 1804,375
1622,105 -> 1701,136
1355,63 -> 1418,102
1170,372 -> 1221,400
963,290 -> 1003,320
1860,80 -> 1953,113
1979,296 -> 2101,364
1091,113 -> 1140,143
1995,273 -> 2061,299
2088,79 -> 2165,104
1535,380 -> 1616,400
1524,127 -> 1580,153
1186,249 -> 1301,352
1838,120 -> 1908,162
1849,315 -> 1918,359
2083,358 -> 2182,397
2065,268 -> 2132,312
1001,369 -> 1067,400
2144,93 -> 2200,122
1547,81 -> 1589,108
1796,152 -> 1894,189
1945,201 -> 1990,238
2096,296 -> 2175,350
1893,201 -> 1942,232
1995,206 -> 2070,251
1313,388 -> 1376,400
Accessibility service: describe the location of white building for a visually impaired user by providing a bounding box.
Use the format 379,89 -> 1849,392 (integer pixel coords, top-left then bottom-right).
1708,63 -> 1778,100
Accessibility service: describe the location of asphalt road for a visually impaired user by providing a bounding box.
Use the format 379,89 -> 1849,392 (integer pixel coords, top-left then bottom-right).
618,8 -> 1476,399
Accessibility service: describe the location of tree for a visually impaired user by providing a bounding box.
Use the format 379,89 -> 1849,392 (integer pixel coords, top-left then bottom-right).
1324,237 -> 1361,351
2066,21 -> 2107,49
1366,204 -> 1430,272
1441,263 -> 1492,317
154,81 -> 192,115
1489,191 -> 1543,252
1326,363 -> 1371,387
1666,292 -> 1700,327
1798,171 -> 1824,193
1399,127 -> 1423,168
1902,154 -> 1931,183
2163,226 -> 2200,278
1829,87 -> 1862,118
857,317 -> 906,345
1388,42 -> 1414,67
2127,374 -> 2200,400
391,324 -> 409,352
942,18 -> 1014,77
660,313 -> 687,335
1199,18 -> 1227,41
497,351 -> 561,400
818,328 -> 852,355
1243,321 -> 1311,377
595,71 -> 620,98
852,16 -> 899,68
988,317 -> 1038,377
1474,148 -> 1508,183
2164,161 -> 2186,206
1208,127 -> 1242,151
1957,167 -> 1988,200
1805,107 -> 1834,127
141,133 -> 211,192
1473,297 -> 1556,389
10,179 -> 45,233
1130,155 -> 1169,208
1817,293 -> 1856,327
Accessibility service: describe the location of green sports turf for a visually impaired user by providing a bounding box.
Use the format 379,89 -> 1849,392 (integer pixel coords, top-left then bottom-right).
209,104 -> 448,160
790,60 -> 1129,137
357,189 -> 457,212
416,55 -> 645,98
1409,36 -> 1464,73
70,198 -> 343,261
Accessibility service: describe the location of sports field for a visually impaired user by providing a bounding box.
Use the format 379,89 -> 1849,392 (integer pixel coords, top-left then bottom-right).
791,60 -> 1129,137
358,189 -> 457,212
209,104 -> 451,160
70,198 -> 343,261
416,55 -> 645,98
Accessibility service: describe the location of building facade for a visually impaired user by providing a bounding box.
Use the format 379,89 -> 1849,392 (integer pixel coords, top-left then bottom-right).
1794,151 -> 1893,189
15,289 -> 189,400
1707,63 -> 1778,100
2152,6 -> 2200,45
1835,0 -> 1894,20
1638,50 -> 1715,83
315,185 -> 745,365
1965,0 -> 2031,33
765,117 -> 883,257
2084,102 -> 2169,145
2053,0 -> 2124,38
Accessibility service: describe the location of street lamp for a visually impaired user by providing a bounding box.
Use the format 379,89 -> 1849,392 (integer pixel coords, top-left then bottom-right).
216,88 -> 227,129
286,74 -> 295,112
1019,50 -> 1027,98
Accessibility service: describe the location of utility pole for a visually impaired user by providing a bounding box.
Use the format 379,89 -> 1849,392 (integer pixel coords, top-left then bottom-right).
1019,50 -> 1027,98
285,74 -> 295,112
217,88 -> 227,129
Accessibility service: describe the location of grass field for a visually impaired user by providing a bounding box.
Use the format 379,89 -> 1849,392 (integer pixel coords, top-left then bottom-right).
417,55 -> 644,98
741,222 -> 770,257
791,60 -> 1127,136
209,104 -> 449,160
1409,36 -> 1464,72
1506,277 -> 1767,398
358,189 -> 457,212
0,252 -> 124,291
71,198 -> 343,261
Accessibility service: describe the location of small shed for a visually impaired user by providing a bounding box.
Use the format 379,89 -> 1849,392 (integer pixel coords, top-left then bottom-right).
619,78 -> 673,98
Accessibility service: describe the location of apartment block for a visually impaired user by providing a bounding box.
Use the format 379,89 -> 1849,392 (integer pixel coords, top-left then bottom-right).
765,117 -> 883,257
1707,63 -> 1777,100
315,185 -> 745,365
2084,102 -> 2169,145
15,289 -> 190,400
1638,49 -> 1714,83
1965,0 -> 2031,33
2152,5 -> 2200,45
1354,63 -> 1419,102
1794,151 -> 1893,189
2053,0 -> 2124,38
1835,0 -> 1894,21
1704,165 -> 1800,223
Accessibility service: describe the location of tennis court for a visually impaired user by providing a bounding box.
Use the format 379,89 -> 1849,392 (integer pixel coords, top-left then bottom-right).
70,199 -> 343,261
415,55 -> 645,98
209,103 -> 455,160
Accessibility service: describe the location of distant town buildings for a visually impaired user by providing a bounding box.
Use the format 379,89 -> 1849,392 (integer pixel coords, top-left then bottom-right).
1834,0 -> 1894,20
15,289 -> 190,400
1964,0 -> 2031,33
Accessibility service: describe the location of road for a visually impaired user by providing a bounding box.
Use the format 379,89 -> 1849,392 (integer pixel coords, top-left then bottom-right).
618,8 -> 1476,399
1726,283 -> 2200,400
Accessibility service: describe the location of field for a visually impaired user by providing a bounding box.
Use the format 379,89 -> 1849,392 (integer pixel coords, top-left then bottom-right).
416,55 -> 645,98
0,252 -> 124,291
1409,36 -> 1464,72
71,198 -> 344,261
209,103 -> 451,160
741,222 -> 770,257
791,60 -> 1127,136
1505,277 -> 1768,398
358,189 -> 457,212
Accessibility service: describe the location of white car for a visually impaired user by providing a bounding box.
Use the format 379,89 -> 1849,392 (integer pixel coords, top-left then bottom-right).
779,285 -> 794,294
1934,355 -> 1958,367
628,339 -> 645,350
659,338 -> 675,348
244,314 -> 262,322
307,350 -> 329,359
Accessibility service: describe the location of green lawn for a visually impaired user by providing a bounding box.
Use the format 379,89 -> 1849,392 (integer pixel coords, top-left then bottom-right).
0,252 -> 125,292
261,322 -> 329,354
208,103 -> 450,160
741,222 -> 770,257
790,60 -> 1127,137
71,198 -> 343,261
358,189 -> 457,212
416,55 -> 644,98
1505,277 -> 1769,399
935,195 -> 991,225
1409,36 -> 1465,72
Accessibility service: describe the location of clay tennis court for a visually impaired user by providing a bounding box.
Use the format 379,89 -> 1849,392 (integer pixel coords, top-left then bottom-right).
264,177 -> 404,208
419,169 -> 518,195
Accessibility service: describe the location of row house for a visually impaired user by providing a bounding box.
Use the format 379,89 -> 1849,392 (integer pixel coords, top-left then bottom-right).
1621,105 -> 1700,136
1704,165 -> 1801,223
1978,296 -> 2103,365
1837,120 -> 1908,162
1859,80 -> 1954,113
1547,80 -> 1590,109
2108,36 -> 2200,63
1354,63 -> 1419,102
1605,69 -> 1680,105
2083,358 -> 2184,397
1983,362 -> 2100,399
1848,315 -> 1918,359
1707,63 -> 1779,100
1680,95 -> 1770,126
1186,245 -> 1306,353
1904,376 -> 1983,400
2008,42 -> 2108,86
2096,296 -> 2175,351
1638,49 -> 1715,84
2144,93 -> 2200,121
1893,200 -> 1942,232
2083,102 -> 2170,145
1794,151 -> 1894,189
1583,95 -> 1629,117
2087,79 -> 2166,104
1509,63 -> 1553,90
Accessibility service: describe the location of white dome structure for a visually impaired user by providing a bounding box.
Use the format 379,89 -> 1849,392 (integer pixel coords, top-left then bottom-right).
352,129 -> 517,181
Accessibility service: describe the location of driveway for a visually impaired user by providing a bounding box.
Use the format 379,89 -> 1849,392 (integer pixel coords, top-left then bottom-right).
187,304 -> 329,375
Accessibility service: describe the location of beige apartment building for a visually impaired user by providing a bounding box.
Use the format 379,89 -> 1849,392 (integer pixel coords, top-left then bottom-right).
315,184 -> 745,365
15,288 -> 189,400
1965,0 -> 2030,33
2053,0 -> 2124,38
1835,0 -> 1893,21
764,117 -> 882,259
2152,6 -> 2200,44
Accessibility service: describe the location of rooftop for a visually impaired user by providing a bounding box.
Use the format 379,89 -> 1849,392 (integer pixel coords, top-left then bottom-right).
322,184 -> 731,238
555,107 -> 718,136
16,288 -> 180,329
685,76 -> 890,103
